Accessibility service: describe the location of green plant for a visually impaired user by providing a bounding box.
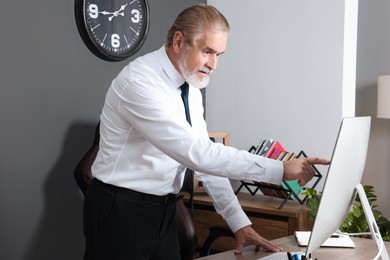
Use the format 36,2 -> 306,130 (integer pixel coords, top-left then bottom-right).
303,185 -> 390,242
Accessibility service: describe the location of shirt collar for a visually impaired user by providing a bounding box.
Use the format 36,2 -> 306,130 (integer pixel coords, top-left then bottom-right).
157,45 -> 185,89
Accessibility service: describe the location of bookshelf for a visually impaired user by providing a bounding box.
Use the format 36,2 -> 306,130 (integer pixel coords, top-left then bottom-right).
235,140 -> 323,209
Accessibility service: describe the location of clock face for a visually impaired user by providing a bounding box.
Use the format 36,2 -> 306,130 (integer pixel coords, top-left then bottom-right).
75,0 -> 149,61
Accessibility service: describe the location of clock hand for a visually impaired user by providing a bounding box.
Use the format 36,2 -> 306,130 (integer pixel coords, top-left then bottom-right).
99,11 -> 115,16
117,4 -> 128,13
108,12 -> 125,21
99,4 -> 128,15
108,4 -> 128,21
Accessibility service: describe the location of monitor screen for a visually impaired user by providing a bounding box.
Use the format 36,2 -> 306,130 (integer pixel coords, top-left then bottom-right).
306,116 -> 371,257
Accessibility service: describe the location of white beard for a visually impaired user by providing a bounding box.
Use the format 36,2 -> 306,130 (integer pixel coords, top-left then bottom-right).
178,53 -> 213,89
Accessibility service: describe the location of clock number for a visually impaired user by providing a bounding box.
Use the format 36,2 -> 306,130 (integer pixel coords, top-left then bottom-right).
111,34 -> 120,48
131,9 -> 140,23
76,0 -> 149,61
88,4 -> 99,19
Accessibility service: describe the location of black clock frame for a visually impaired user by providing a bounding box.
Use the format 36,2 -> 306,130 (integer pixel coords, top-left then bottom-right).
74,0 -> 150,62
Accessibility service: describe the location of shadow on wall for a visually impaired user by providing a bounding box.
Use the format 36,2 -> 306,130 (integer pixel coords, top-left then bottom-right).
24,121 -> 97,260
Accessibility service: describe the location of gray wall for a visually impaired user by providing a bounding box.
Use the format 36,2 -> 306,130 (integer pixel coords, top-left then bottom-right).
205,0 -> 390,219
0,1 -> 203,259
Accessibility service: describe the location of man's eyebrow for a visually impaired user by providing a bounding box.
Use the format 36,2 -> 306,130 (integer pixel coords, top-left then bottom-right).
203,46 -> 225,56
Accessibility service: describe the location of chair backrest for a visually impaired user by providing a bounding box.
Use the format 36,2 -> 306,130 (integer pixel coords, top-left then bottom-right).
73,122 -> 197,260
176,194 -> 198,260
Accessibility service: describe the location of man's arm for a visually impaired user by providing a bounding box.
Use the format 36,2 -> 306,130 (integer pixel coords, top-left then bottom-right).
196,172 -> 251,233
196,172 -> 284,253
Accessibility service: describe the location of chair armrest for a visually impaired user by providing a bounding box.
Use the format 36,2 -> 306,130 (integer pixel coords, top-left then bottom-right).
199,224 -> 235,257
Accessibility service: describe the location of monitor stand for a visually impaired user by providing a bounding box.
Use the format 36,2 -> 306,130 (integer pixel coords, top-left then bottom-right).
356,183 -> 389,260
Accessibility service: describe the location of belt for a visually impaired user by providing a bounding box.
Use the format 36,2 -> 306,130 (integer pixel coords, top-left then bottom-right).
92,178 -> 178,205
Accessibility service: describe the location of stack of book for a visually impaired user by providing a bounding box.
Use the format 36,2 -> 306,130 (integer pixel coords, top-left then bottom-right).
236,138 -> 322,209
252,138 -> 304,200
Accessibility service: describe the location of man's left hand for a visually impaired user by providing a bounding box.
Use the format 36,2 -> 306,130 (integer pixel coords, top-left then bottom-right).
234,225 -> 283,254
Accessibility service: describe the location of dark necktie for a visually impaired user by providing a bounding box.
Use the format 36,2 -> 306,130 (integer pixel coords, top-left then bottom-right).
180,82 -> 192,126
180,82 -> 195,214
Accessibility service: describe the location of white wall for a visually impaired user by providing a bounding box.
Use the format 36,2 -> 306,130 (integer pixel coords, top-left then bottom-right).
207,0 -> 354,190
207,0 -> 390,219
356,0 -> 390,218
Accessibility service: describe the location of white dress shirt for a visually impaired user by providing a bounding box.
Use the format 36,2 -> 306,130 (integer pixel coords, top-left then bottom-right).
92,45 -> 283,233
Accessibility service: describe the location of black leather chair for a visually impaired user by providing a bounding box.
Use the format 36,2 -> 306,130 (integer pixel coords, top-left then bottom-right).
74,122 -> 234,259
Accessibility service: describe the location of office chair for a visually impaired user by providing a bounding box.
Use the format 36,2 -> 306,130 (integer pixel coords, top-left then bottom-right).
74,122 -> 234,259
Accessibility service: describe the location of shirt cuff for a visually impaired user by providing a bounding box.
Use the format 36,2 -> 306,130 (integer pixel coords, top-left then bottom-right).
224,209 -> 252,233
263,158 -> 284,184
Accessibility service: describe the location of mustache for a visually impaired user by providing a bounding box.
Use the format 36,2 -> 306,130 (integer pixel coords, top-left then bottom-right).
198,67 -> 214,75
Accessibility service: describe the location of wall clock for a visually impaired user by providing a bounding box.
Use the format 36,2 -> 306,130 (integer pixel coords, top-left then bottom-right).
75,0 -> 149,61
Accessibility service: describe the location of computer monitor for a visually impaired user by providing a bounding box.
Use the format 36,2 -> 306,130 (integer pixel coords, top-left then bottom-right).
305,116 -> 389,259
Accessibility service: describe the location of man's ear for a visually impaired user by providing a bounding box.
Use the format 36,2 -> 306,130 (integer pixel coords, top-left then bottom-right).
172,31 -> 185,53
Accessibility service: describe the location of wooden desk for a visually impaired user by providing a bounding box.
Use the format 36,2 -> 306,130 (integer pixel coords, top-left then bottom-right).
196,236 -> 390,259
187,192 -> 311,252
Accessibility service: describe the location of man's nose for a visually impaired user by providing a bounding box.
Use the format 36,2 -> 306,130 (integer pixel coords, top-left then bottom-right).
207,54 -> 218,71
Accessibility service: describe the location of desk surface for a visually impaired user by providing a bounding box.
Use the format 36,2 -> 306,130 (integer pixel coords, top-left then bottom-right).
196,236 -> 390,260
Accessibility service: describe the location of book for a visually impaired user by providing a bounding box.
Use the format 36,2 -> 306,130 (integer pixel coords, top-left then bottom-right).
259,140 -> 305,200
282,152 -> 294,161
276,151 -> 287,160
237,139 -> 323,208
255,182 -> 289,198
282,180 -> 304,200
254,138 -> 266,154
257,138 -> 273,156
252,139 -> 312,202
294,231 -> 355,248
264,141 -> 286,159
281,152 -> 304,199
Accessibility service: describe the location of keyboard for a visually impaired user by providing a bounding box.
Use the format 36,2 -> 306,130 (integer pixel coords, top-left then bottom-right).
258,252 -> 304,260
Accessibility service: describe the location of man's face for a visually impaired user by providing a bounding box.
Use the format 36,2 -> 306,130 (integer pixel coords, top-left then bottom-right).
178,30 -> 227,89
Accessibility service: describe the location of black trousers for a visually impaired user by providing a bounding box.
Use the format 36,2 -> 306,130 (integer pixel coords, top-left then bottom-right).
83,178 -> 181,260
